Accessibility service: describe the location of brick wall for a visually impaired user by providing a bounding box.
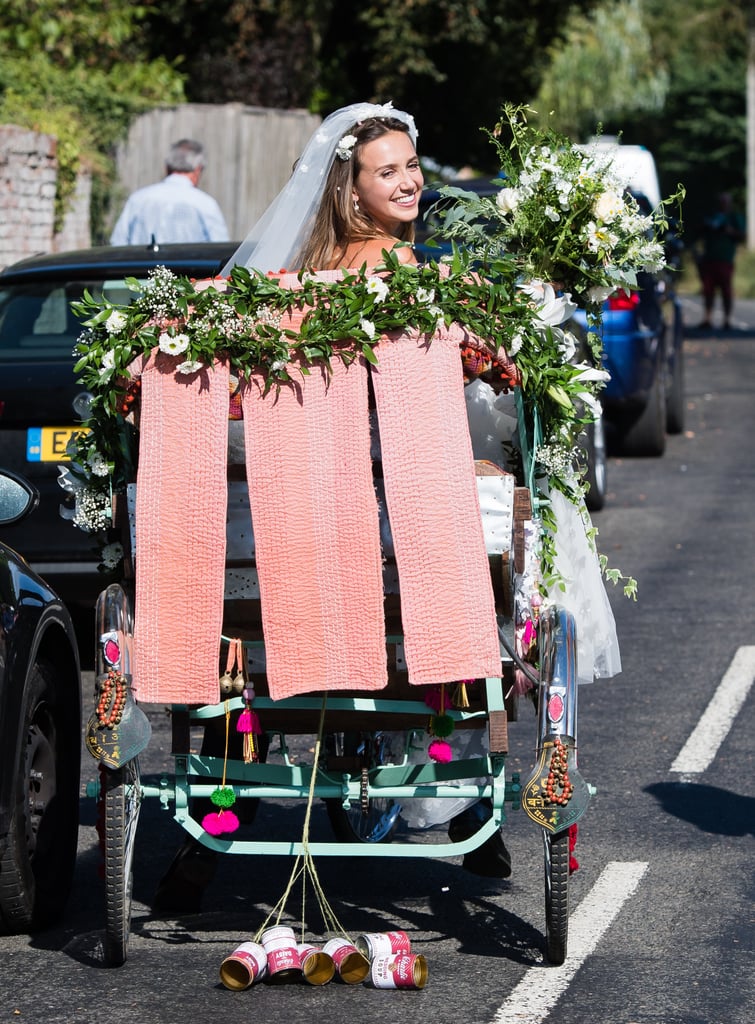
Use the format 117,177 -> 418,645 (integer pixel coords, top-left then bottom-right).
0,125 -> 57,270
0,124 -> 91,272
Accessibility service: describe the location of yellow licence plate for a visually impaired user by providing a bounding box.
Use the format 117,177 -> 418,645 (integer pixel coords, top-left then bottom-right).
26,426 -> 90,462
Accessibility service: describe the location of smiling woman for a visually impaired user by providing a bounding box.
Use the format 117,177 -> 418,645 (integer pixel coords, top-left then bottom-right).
221,101 -> 421,277
297,113 -> 423,272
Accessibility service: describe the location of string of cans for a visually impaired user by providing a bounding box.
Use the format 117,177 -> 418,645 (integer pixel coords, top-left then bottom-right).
220,926 -> 427,991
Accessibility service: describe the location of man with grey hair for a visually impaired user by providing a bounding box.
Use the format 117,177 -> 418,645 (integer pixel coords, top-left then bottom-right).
109,139 -> 229,245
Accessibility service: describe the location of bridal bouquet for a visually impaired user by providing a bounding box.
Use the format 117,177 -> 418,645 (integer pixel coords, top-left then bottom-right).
432,104 -> 677,320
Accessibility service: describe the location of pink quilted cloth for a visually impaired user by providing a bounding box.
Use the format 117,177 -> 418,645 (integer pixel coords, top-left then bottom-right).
126,270 -> 502,704
130,353 -> 230,705
241,353 -> 388,699
371,326 -> 501,684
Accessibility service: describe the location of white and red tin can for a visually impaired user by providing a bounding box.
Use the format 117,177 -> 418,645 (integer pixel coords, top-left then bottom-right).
369,953 -> 429,990
321,937 -> 370,984
260,926 -> 302,982
297,943 -> 336,986
356,930 -> 411,959
218,941 -> 268,990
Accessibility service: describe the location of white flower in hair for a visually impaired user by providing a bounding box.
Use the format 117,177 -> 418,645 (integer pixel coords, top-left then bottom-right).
336,134 -> 358,160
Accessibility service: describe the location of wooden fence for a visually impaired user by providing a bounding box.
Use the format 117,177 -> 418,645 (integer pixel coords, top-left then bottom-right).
111,103 -> 321,243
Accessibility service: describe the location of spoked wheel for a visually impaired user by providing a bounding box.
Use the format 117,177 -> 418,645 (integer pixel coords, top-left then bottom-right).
326,769 -> 402,843
103,758 -> 142,966
324,733 -> 401,844
543,828 -> 570,965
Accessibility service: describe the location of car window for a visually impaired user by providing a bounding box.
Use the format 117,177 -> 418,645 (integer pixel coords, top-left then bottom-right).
0,279 -> 148,361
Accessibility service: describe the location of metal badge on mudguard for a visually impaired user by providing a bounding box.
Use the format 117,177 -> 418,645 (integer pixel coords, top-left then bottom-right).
85,675 -> 152,768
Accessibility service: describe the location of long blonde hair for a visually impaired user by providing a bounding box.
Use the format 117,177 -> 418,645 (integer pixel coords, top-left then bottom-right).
296,116 -> 417,271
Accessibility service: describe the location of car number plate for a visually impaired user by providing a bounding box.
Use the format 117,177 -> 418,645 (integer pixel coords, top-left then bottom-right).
26,426 -> 90,462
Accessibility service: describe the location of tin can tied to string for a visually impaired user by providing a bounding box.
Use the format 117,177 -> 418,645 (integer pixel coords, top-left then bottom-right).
260,925 -> 303,983
356,930 -> 411,959
219,941 -> 268,990
321,937 -> 370,984
297,943 -> 336,986
369,953 -> 429,990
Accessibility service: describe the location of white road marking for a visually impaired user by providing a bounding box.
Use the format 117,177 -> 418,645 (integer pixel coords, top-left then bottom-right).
490,861 -> 648,1024
670,645 -> 755,775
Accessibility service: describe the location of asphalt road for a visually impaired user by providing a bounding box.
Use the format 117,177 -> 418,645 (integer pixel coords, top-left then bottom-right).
1,294 -> 753,1024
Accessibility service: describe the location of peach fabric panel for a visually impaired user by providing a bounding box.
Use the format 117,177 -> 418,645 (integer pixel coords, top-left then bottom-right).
371,326 -> 501,685
241,355 -> 387,700
132,353 -> 230,704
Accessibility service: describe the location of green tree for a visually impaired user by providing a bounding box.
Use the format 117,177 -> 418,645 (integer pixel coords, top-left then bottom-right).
531,0 -> 669,140
138,0 -> 597,170
527,0 -> 747,240
0,0 -> 185,233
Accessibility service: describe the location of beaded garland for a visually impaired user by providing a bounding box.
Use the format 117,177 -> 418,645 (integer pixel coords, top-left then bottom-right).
96,668 -> 127,728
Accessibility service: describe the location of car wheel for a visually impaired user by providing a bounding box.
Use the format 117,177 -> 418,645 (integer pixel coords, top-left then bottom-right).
578,415 -> 607,512
620,355 -> 667,457
0,660 -> 80,933
665,324 -> 685,435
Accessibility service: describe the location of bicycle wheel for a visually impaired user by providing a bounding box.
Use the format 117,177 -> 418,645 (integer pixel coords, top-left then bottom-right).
325,767 -> 401,843
103,758 -> 142,966
543,828 -> 569,965
324,733 -> 401,844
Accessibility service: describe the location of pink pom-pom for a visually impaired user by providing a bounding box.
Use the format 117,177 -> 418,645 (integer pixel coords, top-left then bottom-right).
423,686 -> 443,712
428,739 -> 453,763
202,809 -> 240,835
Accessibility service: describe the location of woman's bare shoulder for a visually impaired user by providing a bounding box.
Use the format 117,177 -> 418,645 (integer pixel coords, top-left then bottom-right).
338,237 -> 417,270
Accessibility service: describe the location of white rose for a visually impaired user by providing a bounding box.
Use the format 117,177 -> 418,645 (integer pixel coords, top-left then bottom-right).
593,190 -> 623,223
495,187 -> 520,215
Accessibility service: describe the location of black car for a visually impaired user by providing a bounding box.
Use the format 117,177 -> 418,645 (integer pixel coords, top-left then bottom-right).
0,468 -> 81,933
0,242 -> 237,650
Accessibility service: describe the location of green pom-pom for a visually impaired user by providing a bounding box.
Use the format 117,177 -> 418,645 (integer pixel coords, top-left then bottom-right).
430,713 -> 455,738
210,786 -> 236,808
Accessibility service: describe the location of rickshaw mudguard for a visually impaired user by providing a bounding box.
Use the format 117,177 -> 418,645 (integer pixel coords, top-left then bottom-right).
520,604 -> 592,832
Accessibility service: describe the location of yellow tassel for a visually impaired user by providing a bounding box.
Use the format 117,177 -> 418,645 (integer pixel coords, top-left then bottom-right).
453,681 -> 470,708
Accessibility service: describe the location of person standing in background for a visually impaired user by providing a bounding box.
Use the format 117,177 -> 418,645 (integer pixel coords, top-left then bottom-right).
109,139 -> 229,246
697,191 -> 746,331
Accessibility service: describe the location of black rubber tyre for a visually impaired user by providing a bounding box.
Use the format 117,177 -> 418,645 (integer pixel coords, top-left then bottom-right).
0,661 -> 79,934
620,355 -> 666,456
544,828 -> 570,965
665,330 -> 685,434
579,416 -> 607,512
103,758 -> 142,966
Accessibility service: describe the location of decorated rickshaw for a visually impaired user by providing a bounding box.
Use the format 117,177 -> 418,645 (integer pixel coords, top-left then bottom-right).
63,107 -> 672,971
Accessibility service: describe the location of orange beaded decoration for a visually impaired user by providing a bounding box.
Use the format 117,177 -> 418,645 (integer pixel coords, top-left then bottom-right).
96,668 -> 127,728
543,737 -> 574,806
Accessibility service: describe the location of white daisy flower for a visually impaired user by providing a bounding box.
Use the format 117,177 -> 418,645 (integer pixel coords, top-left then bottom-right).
104,310 -> 127,334
158,331 -> 190,356
366,277 -> 389,303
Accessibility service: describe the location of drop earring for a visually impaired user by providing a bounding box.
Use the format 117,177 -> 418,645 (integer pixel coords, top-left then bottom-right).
353,197 -> 360,212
